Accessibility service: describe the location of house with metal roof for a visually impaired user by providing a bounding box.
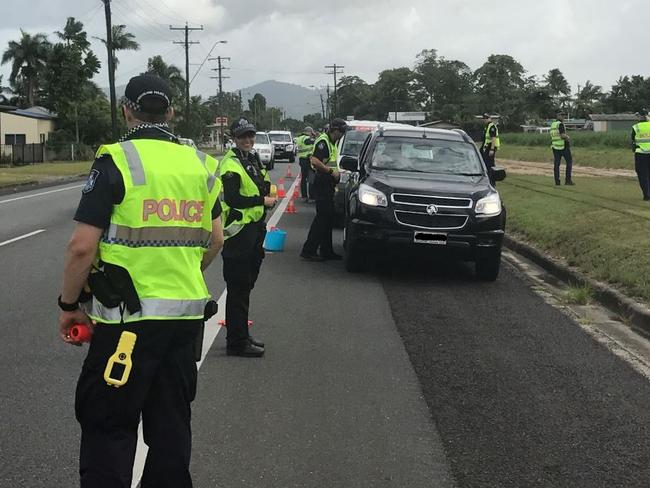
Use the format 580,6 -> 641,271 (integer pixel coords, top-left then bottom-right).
589,113 -> 642,132
1,106 -> 57,145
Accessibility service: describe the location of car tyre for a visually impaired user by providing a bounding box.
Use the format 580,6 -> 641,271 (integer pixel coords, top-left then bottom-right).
475,252 -> 501,281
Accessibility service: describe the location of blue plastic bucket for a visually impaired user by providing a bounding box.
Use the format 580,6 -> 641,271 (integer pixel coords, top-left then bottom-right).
264,228 -> 287,252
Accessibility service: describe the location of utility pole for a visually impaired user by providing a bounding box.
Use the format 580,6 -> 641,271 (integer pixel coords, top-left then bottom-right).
210,55 -> 230,148
326,84 -> 331,121
324,64 -> 344,119
102,0 -> 117,140
170,22 -> 203,132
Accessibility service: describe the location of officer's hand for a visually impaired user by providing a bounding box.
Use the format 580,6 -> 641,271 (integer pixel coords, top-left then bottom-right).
332,170 -> 340,182
263,196 -> 277,208
59,309 -> 92,346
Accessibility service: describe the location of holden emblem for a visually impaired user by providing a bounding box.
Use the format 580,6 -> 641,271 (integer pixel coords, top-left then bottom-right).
426,204 -> 438,215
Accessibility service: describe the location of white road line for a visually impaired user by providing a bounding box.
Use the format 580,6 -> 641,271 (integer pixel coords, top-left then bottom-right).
130,173 -> 302,488
0,229 -> 46,248
0,184 -> 83,205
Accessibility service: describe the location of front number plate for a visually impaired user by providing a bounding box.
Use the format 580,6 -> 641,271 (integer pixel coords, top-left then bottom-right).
414,232 -> 447,245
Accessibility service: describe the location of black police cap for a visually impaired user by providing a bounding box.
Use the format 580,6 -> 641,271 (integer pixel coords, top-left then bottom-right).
121,75 -> 173,114
638,108 -> 648,117
230,117 -> 257,138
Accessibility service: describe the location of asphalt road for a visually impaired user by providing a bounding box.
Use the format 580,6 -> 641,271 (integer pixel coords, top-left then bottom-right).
1,165 -> 649,487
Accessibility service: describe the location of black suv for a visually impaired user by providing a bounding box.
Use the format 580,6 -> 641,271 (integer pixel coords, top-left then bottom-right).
340,126 -> 506,280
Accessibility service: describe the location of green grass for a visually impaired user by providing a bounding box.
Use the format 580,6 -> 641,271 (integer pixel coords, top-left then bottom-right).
0,161 -> 91,187
497,144 -> 634,170
564,285 -> 593,305
502,131 -> 631,148
499,174 -> 650,303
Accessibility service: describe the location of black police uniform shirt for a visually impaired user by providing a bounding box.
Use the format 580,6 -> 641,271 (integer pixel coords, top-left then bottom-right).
74,125 -> 222,229
556,121 -> 570,149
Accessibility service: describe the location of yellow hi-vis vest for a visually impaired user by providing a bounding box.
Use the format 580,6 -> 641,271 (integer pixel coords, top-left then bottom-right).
550,120 -> 565,150
633,121 -> 650,154
296,134 -> 315,158
310,133 -> 338,170
484,122 -> 501,149
90,139 -> 221,324
219,149 -> 271,240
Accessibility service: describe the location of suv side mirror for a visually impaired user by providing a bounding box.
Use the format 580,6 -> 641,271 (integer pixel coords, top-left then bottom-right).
491,166 -> 506,182
339,155 -> 359,172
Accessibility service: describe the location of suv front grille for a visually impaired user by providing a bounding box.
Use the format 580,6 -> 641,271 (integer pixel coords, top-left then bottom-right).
394,210 -> 468,230
392,193 -> 472,208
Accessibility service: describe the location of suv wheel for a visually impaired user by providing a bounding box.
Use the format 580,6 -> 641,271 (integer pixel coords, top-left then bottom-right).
475,252 -> 501,281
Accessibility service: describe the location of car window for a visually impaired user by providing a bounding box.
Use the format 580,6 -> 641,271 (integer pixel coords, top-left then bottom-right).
269,133 -> 291,142
255,133 -> 270,144
370,136 -> 483,175
340,128 -> 373,157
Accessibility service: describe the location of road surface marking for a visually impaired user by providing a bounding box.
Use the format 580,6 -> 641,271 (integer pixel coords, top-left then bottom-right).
0,184 -> 84,205
0,229 -> 46,248
131,174 -> 302,487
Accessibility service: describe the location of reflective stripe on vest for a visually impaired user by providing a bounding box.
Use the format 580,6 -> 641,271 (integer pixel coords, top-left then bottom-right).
311,133 -> 338,168
633,121 -> 650,154
484,122 -> 500,149
296,135 -> 314,157
90,139 -> 220,323
219,149 -> 265,240
93,297 -> 207,323
550,120 -> 565,150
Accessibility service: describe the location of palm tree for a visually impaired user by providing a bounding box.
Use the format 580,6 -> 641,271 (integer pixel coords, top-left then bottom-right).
145,55 -> 185,101
95,25 -> 139,70
1,30 -> 50,106
55,17 -> 90,51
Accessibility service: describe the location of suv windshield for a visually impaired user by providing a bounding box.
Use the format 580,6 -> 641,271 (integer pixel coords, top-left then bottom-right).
269,133 -> 292,142
370,137 -> 484,175
255,133 -> 270,144
341,129 -> 372,157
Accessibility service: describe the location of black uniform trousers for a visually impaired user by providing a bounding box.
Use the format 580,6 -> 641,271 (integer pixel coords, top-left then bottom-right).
481,147 -> 497,185
553,147 -> 573,183
635,152 -> 650,199
302,174 -> 335,257
222,221 -> 266,349
76,320 -> 201,488
298,157 -> 312,199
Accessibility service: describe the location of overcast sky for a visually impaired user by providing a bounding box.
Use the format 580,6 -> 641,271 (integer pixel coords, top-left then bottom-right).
1,0 -> 647,104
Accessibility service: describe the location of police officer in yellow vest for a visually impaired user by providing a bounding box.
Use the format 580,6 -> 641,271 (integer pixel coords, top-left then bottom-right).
300,118 -> 347,261
220,117 -> 276,357
295,126 -> 317,201
550,111 -> 575,186
57,75 -> 224,487
632,108 -> 650,200
480,113 -> 500,184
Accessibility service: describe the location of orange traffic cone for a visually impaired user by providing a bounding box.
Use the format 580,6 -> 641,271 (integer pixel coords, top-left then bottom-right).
277,177 -> 285,185
285,165 -> 293,179
277,183 -> 286,198
285,199 -> 297,214
293,187 -> 299,199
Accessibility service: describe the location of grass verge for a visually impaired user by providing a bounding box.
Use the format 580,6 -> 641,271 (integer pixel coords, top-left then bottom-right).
564,285 -> 593,305
0,161 -> 91,187
499,174 -> 650,303
497,145 -> 634,170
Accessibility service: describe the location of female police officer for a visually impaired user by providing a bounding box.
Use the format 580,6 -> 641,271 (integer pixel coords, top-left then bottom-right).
220,117 -> 277,357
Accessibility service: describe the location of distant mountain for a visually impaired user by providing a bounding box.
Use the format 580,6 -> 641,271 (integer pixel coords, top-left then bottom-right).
238,80 -> 325,119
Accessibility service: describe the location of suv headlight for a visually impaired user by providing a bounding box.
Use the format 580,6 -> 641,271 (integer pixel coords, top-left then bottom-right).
286,144 -> 294,150
359,183 -> 388,207
475,192 -> 502,217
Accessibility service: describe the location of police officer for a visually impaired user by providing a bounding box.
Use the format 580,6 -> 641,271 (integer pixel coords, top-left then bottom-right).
57,74 -> 224,487
550,111 -> 575,186
295,126 -> 317,201
632,108 -> 650,200
220,117 -> 276,357
480,113 -> 500,183
300,118 -> 347,261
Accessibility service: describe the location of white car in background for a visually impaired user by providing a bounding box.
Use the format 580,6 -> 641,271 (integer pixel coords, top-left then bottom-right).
254,132 -> 275,170
268,130 -> 295,163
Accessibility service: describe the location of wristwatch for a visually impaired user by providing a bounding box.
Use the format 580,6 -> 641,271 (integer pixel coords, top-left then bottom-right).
58,295 -> 79,312
328,168 -> 334,175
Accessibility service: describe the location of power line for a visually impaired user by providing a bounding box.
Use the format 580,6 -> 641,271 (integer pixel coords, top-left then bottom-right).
170,22 -> 203,121
325,64 -> 344,119
190,40 -> 227,85
210,55 -> 231,145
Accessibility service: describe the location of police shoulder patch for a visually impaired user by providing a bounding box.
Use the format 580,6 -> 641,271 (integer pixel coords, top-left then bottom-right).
82,169 -> 100,194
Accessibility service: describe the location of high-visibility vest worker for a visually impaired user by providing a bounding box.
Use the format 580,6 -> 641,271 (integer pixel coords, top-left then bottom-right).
550,120 -> 565,150
296,134 -> 315,158
219,148 -> 271,240
90,140 -> 221,323
632,121 -> 650,154
484,121 -> 500,149
310,132 -> 338,169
